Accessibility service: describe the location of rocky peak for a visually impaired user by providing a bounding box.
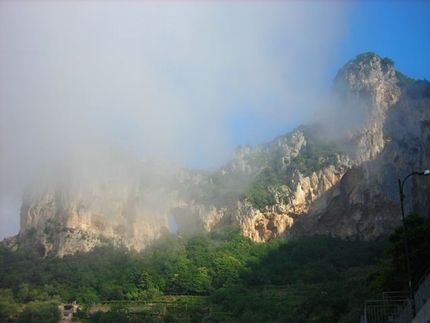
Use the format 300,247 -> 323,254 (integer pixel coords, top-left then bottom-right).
330,53 -> 402,163
334,52 -> 398,97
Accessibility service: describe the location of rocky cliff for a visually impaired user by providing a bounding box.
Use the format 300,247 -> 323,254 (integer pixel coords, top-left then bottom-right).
5,53 -> 430,256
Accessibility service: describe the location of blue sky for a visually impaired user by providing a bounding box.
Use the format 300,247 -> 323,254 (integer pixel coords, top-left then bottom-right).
224,1 -> 430,153
0,1 -> 429,239
338,1 -> 430,80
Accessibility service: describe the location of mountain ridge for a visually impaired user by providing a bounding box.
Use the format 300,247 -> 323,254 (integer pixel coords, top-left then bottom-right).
3,52 -> 430,257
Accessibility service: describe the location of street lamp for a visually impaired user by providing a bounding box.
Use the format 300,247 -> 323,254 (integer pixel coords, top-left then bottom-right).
398,169 -> 430,317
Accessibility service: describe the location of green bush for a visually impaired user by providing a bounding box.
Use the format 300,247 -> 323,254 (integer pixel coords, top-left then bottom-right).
246,166 -> 279,209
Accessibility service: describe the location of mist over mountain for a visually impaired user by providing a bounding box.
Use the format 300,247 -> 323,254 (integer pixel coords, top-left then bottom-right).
0,1 -> 357,240
2,53 -> 429,257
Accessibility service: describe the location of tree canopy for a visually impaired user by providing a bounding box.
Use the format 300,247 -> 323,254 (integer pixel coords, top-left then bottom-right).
0,227 -> 393,322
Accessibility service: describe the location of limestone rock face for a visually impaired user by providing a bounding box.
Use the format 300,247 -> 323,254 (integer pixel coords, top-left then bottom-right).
333,53 -> 400,161
191,53 -> 429,241
18,174 -> 174,257
231,201 -> 294,242
7,53 -> 430,256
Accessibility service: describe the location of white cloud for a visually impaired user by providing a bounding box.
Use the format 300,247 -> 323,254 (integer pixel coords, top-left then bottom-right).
0,1 -> 351,238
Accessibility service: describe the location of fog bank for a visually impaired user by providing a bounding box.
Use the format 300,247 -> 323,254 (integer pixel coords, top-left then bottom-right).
0,2 -> 351,239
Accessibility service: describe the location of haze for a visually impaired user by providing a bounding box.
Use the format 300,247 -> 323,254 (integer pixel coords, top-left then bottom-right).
2,1 -> 429,240
0,1 -> 353,239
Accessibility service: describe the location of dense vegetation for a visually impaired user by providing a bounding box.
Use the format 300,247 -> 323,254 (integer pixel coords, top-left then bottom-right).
1,214 -> 429,322
246,166 -> 283,209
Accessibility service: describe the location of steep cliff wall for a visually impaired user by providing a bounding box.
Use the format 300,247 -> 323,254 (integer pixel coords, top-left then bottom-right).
177,53 -> 430,241
7,53 -> 430,256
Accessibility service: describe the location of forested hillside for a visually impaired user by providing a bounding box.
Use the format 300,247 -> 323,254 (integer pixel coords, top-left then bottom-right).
3,214 -> 430,322
0,228 -> 388,322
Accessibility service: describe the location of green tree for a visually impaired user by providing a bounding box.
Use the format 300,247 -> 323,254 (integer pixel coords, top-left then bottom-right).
0,289 -> 19,322
368,213 -> 430,293
185,235 -> 213,267
17,283 -> 32,303
18,300 -> 61,323
211,255 -> 241,288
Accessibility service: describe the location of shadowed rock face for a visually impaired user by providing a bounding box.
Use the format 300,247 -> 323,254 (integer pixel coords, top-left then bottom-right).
8,53 -> 430,256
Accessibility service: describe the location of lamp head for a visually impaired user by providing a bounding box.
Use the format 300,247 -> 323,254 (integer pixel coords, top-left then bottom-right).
415,170 -> 430,176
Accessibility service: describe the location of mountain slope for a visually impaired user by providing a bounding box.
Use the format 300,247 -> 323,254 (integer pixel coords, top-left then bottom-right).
4,52 -> 430,257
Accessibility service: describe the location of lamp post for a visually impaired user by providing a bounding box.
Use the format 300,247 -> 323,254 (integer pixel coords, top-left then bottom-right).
398,169 -> 430,317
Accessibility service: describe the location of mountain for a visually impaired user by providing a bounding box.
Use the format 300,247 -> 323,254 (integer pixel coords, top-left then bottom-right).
3,52 -> 430,257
